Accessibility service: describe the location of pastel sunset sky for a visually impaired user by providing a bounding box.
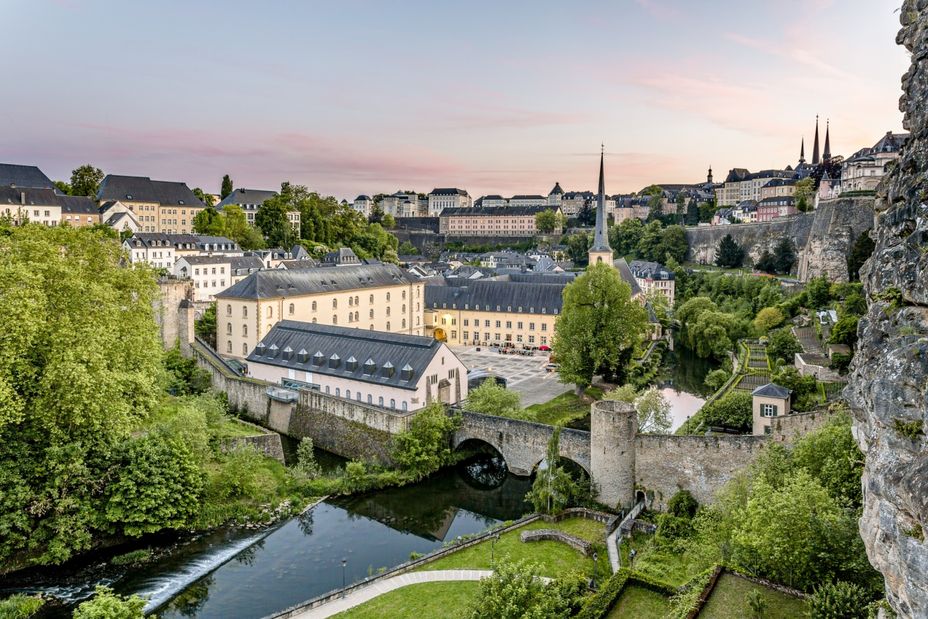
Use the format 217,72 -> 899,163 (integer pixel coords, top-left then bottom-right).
2,0 -> 909,199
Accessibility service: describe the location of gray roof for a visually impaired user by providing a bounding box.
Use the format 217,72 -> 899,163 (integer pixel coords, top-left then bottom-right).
247,320 -> 446,391
124,233 -> 174,248
549,182 -> 563,195
429,187 -> 469,197
752,383 -> 792,399
230,255 -> 265,272
177,255 -> 232,265
440,205 -> 550,217
426,279 -> 565,314
0,186 -> 60,207
0,164 -> 55,190
97,175 -> 204,207
612,258 -> 643,296
629,260 -> 674,281
510,194 -> 546,200
216,263 -> 413,300
58,195 -> 99,215
217,188 -> 277,208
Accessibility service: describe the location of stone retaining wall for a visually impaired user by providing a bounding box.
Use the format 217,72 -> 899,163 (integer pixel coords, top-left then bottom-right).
222,432 -> 286,464
520,529 -> 594,556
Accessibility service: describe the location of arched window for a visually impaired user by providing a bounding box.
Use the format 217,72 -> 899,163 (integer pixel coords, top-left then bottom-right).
289,303 -> 295,315
402,290 -> 406,299
242,343 -> 247,355
325,385 -> 330,394
367,394 -> 373,404
348,297 -> 353,307
390,399 -> 395,409
312,300 -> 317,311
386,307 -> 391,317
369,309 -> 374,319
267,306 -> 273,318
242,306 -> 248,318
356,392 -> 362,401
354,311 -> 359,322
226,341 -> 232,353
332,298 -> 337,309
354,296 -> 359,306
227,323 -> 232,335
369,294 -> 374,304
402,318 -> 406,328
226,304 -> 232,316
402,401 -> 408,411
335,388 -> 340,397
312,317 -> 317,323
346,389 -> 351,399
378,396 -> 384,407
386,292 -> 391,302
333,315 -> 338,324
242,324 -> 248,336
386,321 -> 390,330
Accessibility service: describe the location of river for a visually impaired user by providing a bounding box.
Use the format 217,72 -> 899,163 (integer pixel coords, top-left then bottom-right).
11,454 -> 530,619
661,347 -> 713,431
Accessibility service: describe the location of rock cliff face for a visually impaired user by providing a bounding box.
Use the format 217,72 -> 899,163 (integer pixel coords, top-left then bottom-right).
845,2 -> 928,616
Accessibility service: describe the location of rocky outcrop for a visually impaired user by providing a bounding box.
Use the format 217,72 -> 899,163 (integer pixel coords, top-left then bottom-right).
684,197 -> 873,281
845,2 -> 928,616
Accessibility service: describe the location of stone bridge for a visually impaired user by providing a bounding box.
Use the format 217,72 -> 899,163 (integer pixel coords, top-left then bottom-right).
454,411 -> 592,477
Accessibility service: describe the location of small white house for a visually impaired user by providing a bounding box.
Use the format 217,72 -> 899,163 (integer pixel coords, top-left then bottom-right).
246,320 -> 468,411
752,383 -> 792,435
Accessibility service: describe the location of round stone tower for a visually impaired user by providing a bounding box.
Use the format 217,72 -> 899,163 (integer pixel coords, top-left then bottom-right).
590,399 -> 637,510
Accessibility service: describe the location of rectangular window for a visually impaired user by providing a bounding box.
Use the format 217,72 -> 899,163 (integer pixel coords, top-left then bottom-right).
484,320 -> 490,328
528,335 -> 535,343
505,321 -> 512,329
541,324 -> 548,332
529,322 -> 535,331
463,331 -> 469,340
495,320 -> 501,328
762,403 -> 777,418
494,333 -> 501,341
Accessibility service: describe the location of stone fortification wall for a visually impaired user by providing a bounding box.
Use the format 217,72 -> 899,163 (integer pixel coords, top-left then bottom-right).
685,215 -> 814,267
845,2 -> 928,615
155,278 -> 194,350
222,432 -> 286,464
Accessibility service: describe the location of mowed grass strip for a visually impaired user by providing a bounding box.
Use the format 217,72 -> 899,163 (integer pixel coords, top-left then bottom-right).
416,517 -> 609,577
699,573 -> 808,619
606,585 -> 672,618
334,581 -> 479,619
523,387 -> 604,426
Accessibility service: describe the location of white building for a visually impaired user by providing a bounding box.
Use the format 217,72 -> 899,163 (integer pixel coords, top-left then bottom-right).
0,187 -> 62,227
123,233 -> 176,270
428,188 -> 471,216
508,195 -> 547,207
246,320 -> 468,410
841,132 -> 908,193
174,255 -> 233,302
352,195 -> 372,217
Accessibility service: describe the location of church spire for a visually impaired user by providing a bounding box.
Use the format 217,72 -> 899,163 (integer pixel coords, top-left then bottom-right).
799,137 -> 806,164
823,119 -> 831,161
588,145 -> 613,266
812,115 -> 821,165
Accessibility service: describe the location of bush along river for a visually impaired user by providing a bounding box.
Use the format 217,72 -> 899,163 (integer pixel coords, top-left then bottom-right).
4,451 -> 531,619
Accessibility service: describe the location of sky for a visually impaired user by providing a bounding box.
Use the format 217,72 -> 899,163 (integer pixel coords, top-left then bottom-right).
1,0 -> 910,200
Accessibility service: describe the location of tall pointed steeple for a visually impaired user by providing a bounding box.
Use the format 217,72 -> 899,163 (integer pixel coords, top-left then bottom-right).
812,115 -> 821,165
707,165 -> 713,184
823,119 -> 831,161
799,137 -> 806,164
588,145 -> 613,266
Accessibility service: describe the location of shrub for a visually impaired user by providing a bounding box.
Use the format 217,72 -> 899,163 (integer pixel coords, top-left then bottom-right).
73,586 -> 146,619
0,594 -> 44,618
668,490 -> 699,519
294,437 -> 321,479
700,391 -> 753,432
704,369 -> 730,393
469,558 -> 586,619
110,548 -> 153,566
391,402 -> 460,480
808,581 -> 871,619
767,328 -> 802,365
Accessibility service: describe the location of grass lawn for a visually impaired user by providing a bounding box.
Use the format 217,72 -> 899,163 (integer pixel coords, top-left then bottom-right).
627,536 -> 712,587
334,581 -> 479,619
213,417 -> 264,439
417,517 -> 610,578
699,573 -> 808,619
523,387 -> 605,426
606,585 -> 672,618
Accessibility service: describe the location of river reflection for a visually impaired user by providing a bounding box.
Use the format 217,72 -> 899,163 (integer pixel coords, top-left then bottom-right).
132,455 -> 531,619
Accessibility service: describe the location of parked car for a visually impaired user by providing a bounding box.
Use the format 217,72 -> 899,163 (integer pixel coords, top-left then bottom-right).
545,363 -> 559,373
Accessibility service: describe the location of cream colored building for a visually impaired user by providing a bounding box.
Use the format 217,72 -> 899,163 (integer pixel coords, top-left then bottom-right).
0,187 -> 61,226
428,188 -> 471,216
246,320 -> 467,411
758,178 -> 796,200
752,383 -> 792,435
97,174 -> 205,234
842,132 -> 908,193
425,277 -> 563,348
216,263 -> 425,359
440,205 -> 558,237
629,260 -> 675,306
174,255 -> 233,303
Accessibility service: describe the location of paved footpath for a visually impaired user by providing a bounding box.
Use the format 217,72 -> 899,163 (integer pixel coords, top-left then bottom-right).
291,569 -> 493,618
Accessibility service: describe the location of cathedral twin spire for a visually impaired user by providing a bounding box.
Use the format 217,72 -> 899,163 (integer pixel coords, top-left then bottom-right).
808,115 -> 832,166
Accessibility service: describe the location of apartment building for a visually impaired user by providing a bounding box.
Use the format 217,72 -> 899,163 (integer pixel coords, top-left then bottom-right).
0,187 -> 62,226
439,205 -> 558,237
246,320 -> 468,410
629,260 -> 676,306
216,262 -> 425,359
842,131 -> 908,192
97,174 -> 205,233
352,195 -> 373,217
428,188 -> 471,216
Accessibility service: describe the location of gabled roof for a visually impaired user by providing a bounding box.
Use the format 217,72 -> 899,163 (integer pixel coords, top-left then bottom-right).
510,194 -> 546,200
230,255 -> 265,272
355,195 -> 371,201
217,188 -> 277,208
0,186 -> 60,207
216,263 -> 413,299
549,182 -> 563,195
752,383 -> 792,399
0,164 -> 55,190
429,188 -> 469,197
247,320 -> 448,391
97,174 -> 204,207
629,260 -> 674,281
612,257 -> 643,296
58,195 -> 99,215
724,168 -> 751,183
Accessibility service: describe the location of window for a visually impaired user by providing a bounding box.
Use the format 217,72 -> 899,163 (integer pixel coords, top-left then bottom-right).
761,403 -> 778,418
529,322 -> 535,331
402,318 -> 407,328
378,396 -> 384,407
517,322 -> 523,330
226,323 -> 232,335
226,304 -> 232,316
333,299 -> 337,309
463,319 -> 469,327
390,399 -> 396,409
289,303 -> 295,315
495,333 -> 501,340
242,324 -> 248,336
346,390 -> 351,399
495,320 -> 501,328
402,401 -> 408,411
243,343 -> 248,355
267,306 -> 273,318
529,335 -> 535,343
505,321 -> 511,329
325,385 -> 330,394
335,388 -> 340,397
386,292 -> 391,302
368,394 -> 373,404
386,321 -> 391,330
463,331 -> 469,340
226,341 -> 232,353
333,315 -> 338,324
370,294 -> 374,304
357,392 -> 362,401
451,330 -> 457,339
243,306 -> 248,318
349,297 -> 353,307
484,320 -> 490,327
369,309 -> 374,319
312,301 -> 317,311
541,324 -> 548,332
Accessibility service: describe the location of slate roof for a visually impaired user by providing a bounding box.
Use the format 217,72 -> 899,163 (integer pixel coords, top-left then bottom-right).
0,164 -> 55,190
230,255 -> 265,273
752,383 -> 792,399
549,182 -> 563,195
355,195 -> 371,201
429,187 -> 469,196
440,205 -> 550,217
278,259 -> 320,270
58,195 -> 99,215
97,175 -> 204,207
247,320 -> 446,391
216,263 -> 413,300
217,188 -> 277,208
177,255 -> 232,265
724,168 -> 750,183
510,194 -> 546,200
629,260 -> 674,281
0,186 -> 61,207
426,279 -> 565,314
124,233 -> 174,248
612,257 -> 643,296
759,196 -> 796,206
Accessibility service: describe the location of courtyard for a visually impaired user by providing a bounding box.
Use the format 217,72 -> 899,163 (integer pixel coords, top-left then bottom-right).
451,346 -> 571,407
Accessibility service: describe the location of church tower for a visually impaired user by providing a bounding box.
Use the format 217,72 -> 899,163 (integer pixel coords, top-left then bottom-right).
707,165 -> 713,184
812,115 -> 821,165
588,147 -> 613,267
799,137 -> 806,165
823,119 -> 832,162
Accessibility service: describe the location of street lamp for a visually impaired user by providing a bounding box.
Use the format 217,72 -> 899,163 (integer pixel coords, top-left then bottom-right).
342,558 -> 347,588
491,533 -> 500,563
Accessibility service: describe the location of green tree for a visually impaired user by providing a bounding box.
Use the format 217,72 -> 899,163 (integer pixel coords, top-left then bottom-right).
535,209 -> 559,233
564,233 -> 590,266
795,177 -> 814,212
847,233 -> 875,281
382,213 -> 396,228
466,380 -> 522,418
552,263 -> 648,392
715,234 -> 745,268
294,437 -> 321,479
772,237 -> 797,274
829,314 -> 860,346
635,387 -> 671,433
609,217 -> 644,256
642,184 -> 664,217
789,412 -> 863,508
807,581 -> 871,619
69,164 -> 104,198
658,225 -> 688,263
193,187 -> 216,207
391,402 -> 460,480
806,276 -> 832,309
755,249 -> 776,273
525,428 -> 586,515
767,327 -> 802,364
54,180 -> 72,195
73,586 -> 146,619
753,307 -> 785,334
704,369 -> 730,393
698,390 -> 753,431
255,200 -> 296,248
220,174 -> 234,199
468,559 -> 585,619
685,198 -> 700,226
192,206 -> 224,235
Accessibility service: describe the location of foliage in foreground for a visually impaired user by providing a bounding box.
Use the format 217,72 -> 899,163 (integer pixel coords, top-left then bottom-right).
525,428 -> 590,514
0,594 -> 44,619
72,586 -> 145,619
468,558 -> 586,619
676,390 -> 752,434
391,402 -> 461,480
465,380 -> 523,419
808,581 -> 871,619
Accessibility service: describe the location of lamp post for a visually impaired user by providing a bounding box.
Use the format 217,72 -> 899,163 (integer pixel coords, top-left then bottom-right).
342,558 -> 347,588
491,533 -> 500,563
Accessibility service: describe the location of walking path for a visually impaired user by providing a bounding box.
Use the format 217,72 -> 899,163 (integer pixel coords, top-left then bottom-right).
291,570 -> 493,618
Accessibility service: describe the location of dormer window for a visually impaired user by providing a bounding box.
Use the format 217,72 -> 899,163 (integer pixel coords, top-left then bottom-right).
268,344 -> 279,357
382,361 -> 395,378
255,343 -> 266,356
364,358 -> 376,374
346,356 -> 358,371
400,364 -> 413,381
313,351 -> 325,366
282,346 -> 293,361
329,354 -> 340,369
297,349 -> 309,363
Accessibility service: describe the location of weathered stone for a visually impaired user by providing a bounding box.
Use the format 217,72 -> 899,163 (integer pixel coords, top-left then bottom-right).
846,3 -> 928,615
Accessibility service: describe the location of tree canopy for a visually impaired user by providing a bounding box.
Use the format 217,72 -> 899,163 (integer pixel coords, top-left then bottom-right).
220,174 -> 233,199
552,263 -> 648,391
715,234 -> 745,268
69,164 -> 104,198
